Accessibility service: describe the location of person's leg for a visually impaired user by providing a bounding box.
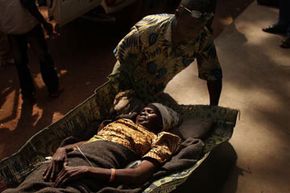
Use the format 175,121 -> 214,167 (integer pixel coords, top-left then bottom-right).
27,24 -> 60,96
47,0 -> 56,20
279,0 -> 290,48
262,0 -> 289,34
277,0 -> 289,26
0,32 -> 14,67
8,34 -> 36,99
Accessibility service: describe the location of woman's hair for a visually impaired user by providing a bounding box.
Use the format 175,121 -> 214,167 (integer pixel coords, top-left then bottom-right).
149,103 -> 180,131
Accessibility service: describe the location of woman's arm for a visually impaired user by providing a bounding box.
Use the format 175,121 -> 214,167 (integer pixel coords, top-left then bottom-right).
100,159 -> 158,185
54,160 -> 159,187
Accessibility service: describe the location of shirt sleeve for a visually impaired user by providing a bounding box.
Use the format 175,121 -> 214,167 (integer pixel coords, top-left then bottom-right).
109,26 -> 141,80
196,31 -> 223,81
143,132 -> 181,164
113,26 -> 141,64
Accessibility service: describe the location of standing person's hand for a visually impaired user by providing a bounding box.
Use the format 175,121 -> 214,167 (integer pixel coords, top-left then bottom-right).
43,147 -> 68,182
42,22 -> 59,39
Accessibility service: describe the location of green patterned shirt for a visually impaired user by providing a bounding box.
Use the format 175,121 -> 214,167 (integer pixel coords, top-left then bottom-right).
109,14 -> 222,99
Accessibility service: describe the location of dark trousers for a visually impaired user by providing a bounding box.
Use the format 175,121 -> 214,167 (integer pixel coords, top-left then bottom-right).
9,24 -> 59,96
279,0 -> 290,35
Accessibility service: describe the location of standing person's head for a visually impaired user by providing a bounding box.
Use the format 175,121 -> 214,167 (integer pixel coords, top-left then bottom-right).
136,103 -> 180,133
174,0 -> 213,38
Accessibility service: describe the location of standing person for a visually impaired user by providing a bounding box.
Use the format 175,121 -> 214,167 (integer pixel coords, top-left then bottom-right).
109,0 -> 223,106
262,0 -> 290,48
0,0 -> 61,102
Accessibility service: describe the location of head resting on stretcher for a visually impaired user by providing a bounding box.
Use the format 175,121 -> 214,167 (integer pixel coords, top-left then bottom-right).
136,103 -> 180,133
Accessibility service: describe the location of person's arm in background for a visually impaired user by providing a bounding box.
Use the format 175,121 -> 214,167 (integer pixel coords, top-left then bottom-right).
20,0 -> 54,37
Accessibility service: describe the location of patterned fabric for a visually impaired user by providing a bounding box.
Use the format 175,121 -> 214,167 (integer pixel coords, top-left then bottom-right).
88,118 -> 181,164
109,14 -> 222,101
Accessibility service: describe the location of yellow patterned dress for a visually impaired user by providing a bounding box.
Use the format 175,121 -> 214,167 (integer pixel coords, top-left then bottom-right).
88,118 -> 181,164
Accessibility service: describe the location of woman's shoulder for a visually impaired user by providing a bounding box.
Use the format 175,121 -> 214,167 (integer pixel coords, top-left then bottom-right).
156,131 -> 182,143
115,118 -> 136,125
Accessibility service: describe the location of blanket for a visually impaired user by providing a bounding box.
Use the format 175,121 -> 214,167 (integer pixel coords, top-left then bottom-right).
3,138 -> 204,193
3,141 -> 139,193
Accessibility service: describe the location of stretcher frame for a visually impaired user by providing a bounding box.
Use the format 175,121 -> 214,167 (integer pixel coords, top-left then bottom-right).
0,81 -> 238,192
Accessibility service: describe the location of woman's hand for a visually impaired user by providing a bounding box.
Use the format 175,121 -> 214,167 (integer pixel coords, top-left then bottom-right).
54,166 -> 90,187
43,147 -> 68,182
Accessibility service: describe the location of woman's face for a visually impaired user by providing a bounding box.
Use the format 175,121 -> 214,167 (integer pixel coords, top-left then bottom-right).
136,106 -> 162,133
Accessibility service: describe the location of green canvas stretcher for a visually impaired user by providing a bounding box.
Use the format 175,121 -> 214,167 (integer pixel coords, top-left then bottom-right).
0,80 -> 238,192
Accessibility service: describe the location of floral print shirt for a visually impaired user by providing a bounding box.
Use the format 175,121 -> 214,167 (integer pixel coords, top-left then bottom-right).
109,14 -> 222,99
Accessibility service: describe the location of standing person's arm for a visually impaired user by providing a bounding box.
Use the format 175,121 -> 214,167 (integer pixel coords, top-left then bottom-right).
196,33 -> 223,106
207,78 -> 222,106
108,25 -> 141,90
20,0 -> 54,37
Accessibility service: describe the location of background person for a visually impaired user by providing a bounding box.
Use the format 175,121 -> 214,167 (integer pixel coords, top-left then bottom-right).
0,32 -> 14,67
0,0 -> 61,102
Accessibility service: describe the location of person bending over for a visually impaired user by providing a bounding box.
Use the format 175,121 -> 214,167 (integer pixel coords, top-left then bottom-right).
109,0 -> 223,106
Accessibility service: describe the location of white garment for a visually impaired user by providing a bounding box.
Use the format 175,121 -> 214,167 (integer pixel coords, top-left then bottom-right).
0,0 -> 38,34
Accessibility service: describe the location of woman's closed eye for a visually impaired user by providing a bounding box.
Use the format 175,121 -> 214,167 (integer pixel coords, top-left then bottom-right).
143,107 -> 156,114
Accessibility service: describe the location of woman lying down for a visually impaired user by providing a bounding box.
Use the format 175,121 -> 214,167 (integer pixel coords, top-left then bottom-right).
4,103 -> 182,193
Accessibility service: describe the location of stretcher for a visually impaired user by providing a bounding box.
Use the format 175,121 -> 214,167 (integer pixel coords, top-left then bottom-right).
0,80 -> 238,192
